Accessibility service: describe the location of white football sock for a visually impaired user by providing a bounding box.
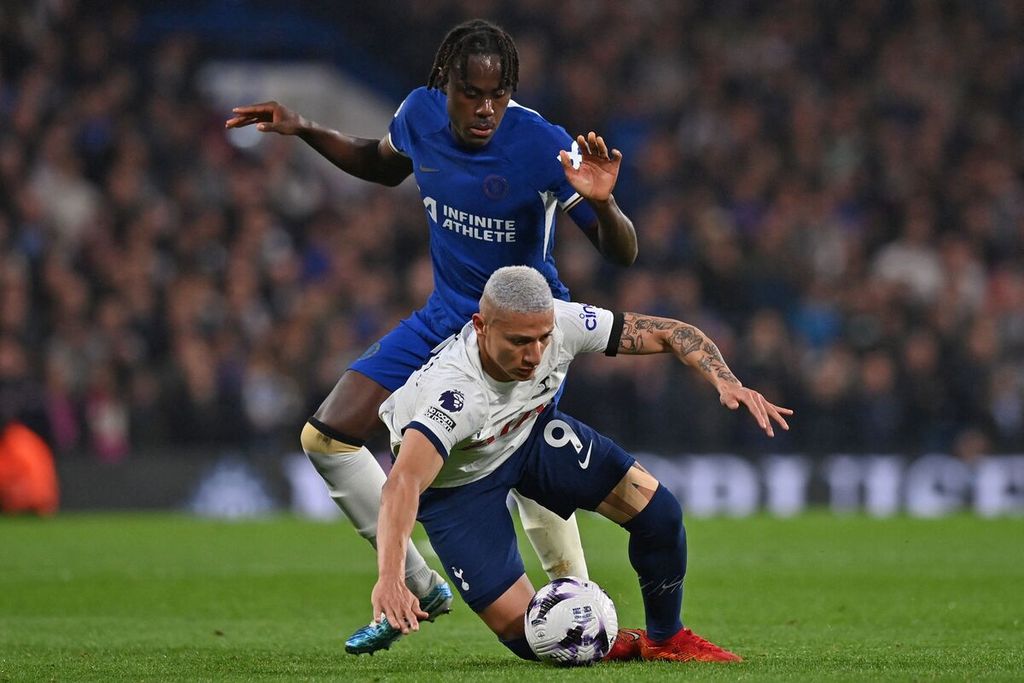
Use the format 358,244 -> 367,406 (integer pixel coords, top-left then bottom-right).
511,489 -> 589,580
303,438 -> 433,597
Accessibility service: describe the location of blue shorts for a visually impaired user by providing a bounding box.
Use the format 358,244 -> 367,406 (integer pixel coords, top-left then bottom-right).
417,407 -> 634,612
348,312 -> 445,392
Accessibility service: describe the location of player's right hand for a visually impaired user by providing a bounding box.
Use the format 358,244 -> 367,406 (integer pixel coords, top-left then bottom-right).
371,576 -> 429,634
718,384 -> 792,438
559,131 -> 622,202
224,101 -> 305,135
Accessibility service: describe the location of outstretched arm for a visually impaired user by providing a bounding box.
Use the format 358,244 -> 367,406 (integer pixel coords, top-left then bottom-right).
618,312 -> 793,437
225,101 -> 413,186
372,429 -> 444,633
560,132 -> 637,266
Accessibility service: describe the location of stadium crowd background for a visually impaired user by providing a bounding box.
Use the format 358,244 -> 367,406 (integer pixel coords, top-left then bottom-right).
1,0 -> 1023,466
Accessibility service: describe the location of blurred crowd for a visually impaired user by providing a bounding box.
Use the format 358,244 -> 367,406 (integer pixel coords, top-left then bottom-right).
2,1 -> 1023,461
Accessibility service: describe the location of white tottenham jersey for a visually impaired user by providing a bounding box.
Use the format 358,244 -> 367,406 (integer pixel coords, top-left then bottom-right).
379,300 -> 622,488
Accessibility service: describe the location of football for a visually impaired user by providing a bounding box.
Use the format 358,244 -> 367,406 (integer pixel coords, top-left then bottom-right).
524,576 -> 619,666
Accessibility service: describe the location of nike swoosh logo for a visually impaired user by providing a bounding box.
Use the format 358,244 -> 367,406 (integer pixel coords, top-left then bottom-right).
419,165 -> 440,172
578,442 -> 592,469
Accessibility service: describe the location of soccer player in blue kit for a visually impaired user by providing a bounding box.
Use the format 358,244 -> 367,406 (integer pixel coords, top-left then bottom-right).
371,266 -> 792,662
225,20 -> 637,651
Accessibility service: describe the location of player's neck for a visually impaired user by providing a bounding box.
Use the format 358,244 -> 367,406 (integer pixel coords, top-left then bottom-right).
478,349 -> 516,384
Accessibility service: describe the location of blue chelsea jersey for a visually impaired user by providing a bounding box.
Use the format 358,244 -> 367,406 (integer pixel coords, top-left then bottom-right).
387,87 -> 598,337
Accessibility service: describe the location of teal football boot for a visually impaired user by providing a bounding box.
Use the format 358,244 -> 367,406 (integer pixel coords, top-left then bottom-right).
345,571 -> 453,655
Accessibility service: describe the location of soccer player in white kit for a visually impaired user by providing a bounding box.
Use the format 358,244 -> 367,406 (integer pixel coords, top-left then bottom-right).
370,266 -> 792,662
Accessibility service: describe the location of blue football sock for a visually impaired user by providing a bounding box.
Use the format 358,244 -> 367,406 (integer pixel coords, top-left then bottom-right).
622,484 -> 686,642
500,635 -> 539,661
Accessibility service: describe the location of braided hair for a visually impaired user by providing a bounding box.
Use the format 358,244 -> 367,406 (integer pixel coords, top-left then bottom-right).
427,19 -> 519,92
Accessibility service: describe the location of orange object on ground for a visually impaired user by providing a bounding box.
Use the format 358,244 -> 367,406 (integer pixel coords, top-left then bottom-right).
0,422 -> 60,515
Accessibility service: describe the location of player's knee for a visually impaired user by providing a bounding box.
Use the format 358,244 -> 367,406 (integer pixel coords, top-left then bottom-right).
299,420 -> 362,456
624,484 -> 683,541
300,420 -> 369,490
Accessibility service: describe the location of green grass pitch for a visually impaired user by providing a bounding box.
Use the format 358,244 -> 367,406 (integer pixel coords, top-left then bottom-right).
1,512 -> 1021,681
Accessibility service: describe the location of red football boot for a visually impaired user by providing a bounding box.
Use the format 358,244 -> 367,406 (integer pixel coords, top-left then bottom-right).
640,627 -> 743,662
602,628 -> 645,662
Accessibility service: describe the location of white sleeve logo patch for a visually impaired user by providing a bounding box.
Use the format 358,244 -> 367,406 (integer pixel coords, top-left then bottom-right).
438,390 -> 465,412
425,406 -> 456,432
558,140 -> 583,170
579,304 -> 598,331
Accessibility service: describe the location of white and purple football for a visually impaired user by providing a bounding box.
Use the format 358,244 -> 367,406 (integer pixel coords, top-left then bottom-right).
524,577 -> 619,666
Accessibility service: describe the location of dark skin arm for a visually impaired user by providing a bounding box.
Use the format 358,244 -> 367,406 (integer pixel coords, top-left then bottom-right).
225,101 -> 413,186
560,132 -> 638,266
227,105 -> 635,261
618,312 -> 793,437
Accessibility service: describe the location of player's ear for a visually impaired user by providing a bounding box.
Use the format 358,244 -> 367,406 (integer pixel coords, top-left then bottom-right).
472,312 -> 486,336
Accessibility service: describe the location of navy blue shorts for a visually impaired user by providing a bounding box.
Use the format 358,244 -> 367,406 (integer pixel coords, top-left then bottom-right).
417,407 -> 635,612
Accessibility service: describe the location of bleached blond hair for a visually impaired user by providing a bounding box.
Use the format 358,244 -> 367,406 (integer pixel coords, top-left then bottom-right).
481,266 -> 553,314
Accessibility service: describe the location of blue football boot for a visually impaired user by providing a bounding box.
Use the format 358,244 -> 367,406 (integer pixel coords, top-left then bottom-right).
345,571 -> 454,655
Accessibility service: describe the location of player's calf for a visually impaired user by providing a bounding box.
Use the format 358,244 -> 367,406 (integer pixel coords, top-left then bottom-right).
301,420 -> 440,599
510,490 -> 589,580
621,483 -> 687,641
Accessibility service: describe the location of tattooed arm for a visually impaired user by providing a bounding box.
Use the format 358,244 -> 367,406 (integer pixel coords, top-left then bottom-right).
617,312 -> 792,437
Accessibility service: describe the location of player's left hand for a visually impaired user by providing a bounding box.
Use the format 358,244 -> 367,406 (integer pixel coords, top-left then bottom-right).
718,385 -> 793,438
560,131 -> 622,202
371,576 -> 429,634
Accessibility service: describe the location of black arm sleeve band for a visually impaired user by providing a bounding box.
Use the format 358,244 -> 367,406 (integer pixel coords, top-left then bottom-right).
604,312 -> 625,356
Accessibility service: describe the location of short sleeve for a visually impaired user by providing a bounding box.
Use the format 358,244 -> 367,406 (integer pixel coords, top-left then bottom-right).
553,300 -> 621,357
403,382 -> 487,460
387,90 -> 419,157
